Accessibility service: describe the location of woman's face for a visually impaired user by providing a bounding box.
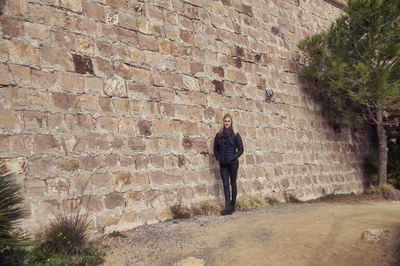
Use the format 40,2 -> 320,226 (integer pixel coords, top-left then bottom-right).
224,117 -> 232,128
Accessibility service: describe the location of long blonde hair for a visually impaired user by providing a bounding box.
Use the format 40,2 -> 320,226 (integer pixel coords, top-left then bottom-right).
219,113 -> 235,134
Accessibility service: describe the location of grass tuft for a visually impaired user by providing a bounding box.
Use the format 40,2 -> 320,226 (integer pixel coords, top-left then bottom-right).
191,201 -> 223,216
170,203 -> 191,219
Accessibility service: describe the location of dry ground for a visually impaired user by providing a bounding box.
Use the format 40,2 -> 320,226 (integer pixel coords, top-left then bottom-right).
99,196 -> 400,266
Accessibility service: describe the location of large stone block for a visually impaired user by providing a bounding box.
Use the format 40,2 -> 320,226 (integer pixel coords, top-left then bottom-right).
25,179 -> 46,197
138,33 -> 158,51
0,109 -> 20,130
152,120 -> 172,135
46,177 -> 69,195
35,134 -> 57,150
60,0 -> 82,13
10,42 -> 40,67
10,64 -> 30,86
0,64 -> 10,85
113,171 -> 133,189
97,117 -> 116,133
104,78 -> 127,97
81,195 -> 103,211
79,156 -> 104,171
23,111 -> 46,129
128,137 -> 146,151
105,192 -> 125,209
0,17 -> 24,37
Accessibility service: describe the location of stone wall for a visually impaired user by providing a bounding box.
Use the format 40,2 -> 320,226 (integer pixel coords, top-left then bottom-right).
0,0 -> 367,233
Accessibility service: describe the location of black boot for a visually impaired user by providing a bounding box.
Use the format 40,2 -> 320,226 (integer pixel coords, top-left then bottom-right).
230,200 -> 236,213
221,203 -> 233,215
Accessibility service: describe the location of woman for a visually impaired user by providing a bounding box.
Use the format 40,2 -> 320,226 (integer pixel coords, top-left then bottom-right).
213,113 -> 244,215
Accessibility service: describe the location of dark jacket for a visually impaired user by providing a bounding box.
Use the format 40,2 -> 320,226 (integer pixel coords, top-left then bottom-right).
213,130 -> 244,165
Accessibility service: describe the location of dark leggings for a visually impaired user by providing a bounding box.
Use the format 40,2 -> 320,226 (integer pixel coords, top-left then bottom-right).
220,162 -> 238,207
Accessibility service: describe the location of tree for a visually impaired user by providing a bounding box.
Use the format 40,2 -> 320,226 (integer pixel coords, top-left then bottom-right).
298,0 -> 400,185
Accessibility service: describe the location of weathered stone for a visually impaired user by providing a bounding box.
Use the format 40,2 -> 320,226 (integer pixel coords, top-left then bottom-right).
40,45 -> 73,71
120,210 -> 139,223
182,138 -> 193,151
180,30 -> 194,45
0,64 -> 10,85
182,75 -> 200,91
31,69 -> 55,89
58,72 -> 84,93
158,39 -> 178,55
97,117 -> 116,132
56,157 -> 79,172
128,137 -> 145,151
9,64 -> 30,86
84,1 -> 104,21
0,109 -> 20,130
25,179 -> 46,196
135,154 -> 150,170
79,156 -> 104,171
99,97 -> 112,112
81,195 -> 103,211
135,172 -> 149,186
0,156 -> 27,174
60,0 -> 82,13
73,54 -> 94,74
93,173 -> 112,189
152,120 -> 172,135
113,171 -> 133,189
0,17 -> 23,37
46,177 -> 69,195
137,120 -> 152,136
76,114 -> 95,130
35,134 -> 57,150
104,78 -> 127,97
183,121 -> 199,136
113,97 -> 130,114
212,80 -> 224,94
52,93 -> 80,109
94,58 -> 113,77
105,192 -> 125,209
138,33 -> 158,51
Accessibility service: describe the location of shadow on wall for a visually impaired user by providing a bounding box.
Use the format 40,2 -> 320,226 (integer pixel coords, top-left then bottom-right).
0,0 -> 4,15
208,147 -> 223,199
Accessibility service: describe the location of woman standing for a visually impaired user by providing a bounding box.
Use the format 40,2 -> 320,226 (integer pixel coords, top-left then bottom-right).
213,113 -> 244,215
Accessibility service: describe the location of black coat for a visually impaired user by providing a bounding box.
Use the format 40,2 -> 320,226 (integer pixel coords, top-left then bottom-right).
213,131 -> 244,165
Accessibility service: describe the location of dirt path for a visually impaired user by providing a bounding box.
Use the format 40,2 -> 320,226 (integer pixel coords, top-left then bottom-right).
100,198 -> 400,266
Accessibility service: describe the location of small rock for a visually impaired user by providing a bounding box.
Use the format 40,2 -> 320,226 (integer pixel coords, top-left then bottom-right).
383,189 -> 400,201
172,256 -> 205,266
362,229 -> 388,242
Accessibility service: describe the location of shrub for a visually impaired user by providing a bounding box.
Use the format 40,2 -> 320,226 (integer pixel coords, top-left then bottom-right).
170,203 -> 190,219
36,211 -> 89,256
191,201 -> 223,216
0,170 -> 30,252
107,231 -> 126,238
236,195 -> 269,211
266,197 -> 280,205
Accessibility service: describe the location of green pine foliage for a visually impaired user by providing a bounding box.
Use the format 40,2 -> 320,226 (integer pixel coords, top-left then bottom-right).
298,0 -> 400,128
298,0 -> 400,184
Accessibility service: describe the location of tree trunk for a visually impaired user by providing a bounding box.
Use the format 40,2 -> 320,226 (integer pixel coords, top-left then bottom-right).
376,109 -> 388,185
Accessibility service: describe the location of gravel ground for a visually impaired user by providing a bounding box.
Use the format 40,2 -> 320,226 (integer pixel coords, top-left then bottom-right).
98,196 -> 400,266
